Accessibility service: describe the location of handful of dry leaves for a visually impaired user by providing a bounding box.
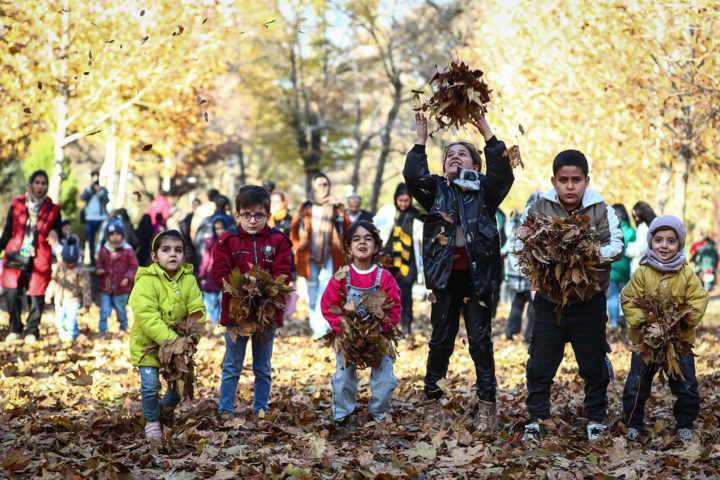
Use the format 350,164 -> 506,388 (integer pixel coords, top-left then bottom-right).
141,311 -> 205,399
413,61 -> 492,137
222,264 -> 293,342
322,285 -> 402,370
514,213 -> 604,321
624,291 -> 696,383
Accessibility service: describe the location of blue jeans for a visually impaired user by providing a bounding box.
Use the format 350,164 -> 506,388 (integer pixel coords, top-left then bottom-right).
218,329 -> 275,415
139,366 -> 182,422
607,281 -> 627,328
99,293 -> 129,333
55,301 -> 80,341
332,353 -> 398,421
85,220 -> 104,265
203,291 -> 222,327
308,257 -> 333,338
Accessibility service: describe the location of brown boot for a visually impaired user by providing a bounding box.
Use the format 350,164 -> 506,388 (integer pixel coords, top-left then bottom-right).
421,399 -> 445,426
475,400 -> 497,433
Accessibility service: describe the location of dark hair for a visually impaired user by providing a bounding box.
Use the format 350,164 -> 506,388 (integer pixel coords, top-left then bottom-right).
342,221 -> 383,263
61,219 -> 71,228
552,150 -> 589,176
652,226 -> 678,238
312,172 -> 331,188
91,170 -> 100,177
612,203 -> 630,226
632,201 -> 656,226
150,229 -> 186,264
155,212 -> 164,221
214,195 -> 230,211
394,183 -> 411,203
114,208 -> 131,223
271,191 -> 286,202
28,170 -> 49,184
206,188 -> 220,202
235,185 -> 271,213
263,180 -> 276,193
442,141 -> 482,172
192,198 -> 201,205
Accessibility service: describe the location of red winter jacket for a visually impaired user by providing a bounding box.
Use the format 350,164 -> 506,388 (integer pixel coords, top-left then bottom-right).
0,195 -> 61,296
212,225 -> 293,327
95,244 -> 139,295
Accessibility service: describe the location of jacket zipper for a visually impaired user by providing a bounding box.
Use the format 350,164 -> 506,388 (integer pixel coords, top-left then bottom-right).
252,235 -> 258,266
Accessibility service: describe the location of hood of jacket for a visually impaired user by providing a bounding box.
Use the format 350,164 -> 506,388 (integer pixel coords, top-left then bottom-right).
136,261 -> 194,282
541,188 -> 606,210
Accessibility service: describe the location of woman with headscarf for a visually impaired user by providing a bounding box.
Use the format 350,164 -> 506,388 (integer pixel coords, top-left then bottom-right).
626,201 -> 657,274
502,190 -> 543,342
0,170 -> 62,344
198,215 -> 229,330
373,183 -> 423,335
269,191 -> 297,320
290,173 -> 350,338
135,194 -> 171,267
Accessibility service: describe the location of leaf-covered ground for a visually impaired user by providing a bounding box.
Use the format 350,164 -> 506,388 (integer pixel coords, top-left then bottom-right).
1,296 -> 720,479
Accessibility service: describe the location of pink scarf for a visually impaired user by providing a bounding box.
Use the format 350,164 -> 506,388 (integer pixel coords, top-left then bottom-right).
641,249 -> 686,273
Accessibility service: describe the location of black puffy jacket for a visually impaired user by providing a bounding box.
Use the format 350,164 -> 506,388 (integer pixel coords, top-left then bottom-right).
402,137 -> 514,296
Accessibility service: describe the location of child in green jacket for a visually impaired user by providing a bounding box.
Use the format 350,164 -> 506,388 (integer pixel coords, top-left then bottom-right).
129,230 -> 206,439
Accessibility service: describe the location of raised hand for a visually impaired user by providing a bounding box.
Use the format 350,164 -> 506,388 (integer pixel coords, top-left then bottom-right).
413,112 -> 428,146
471,110 -> 494,141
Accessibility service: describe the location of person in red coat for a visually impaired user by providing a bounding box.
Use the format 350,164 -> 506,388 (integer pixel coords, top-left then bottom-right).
0,170 -> 62,344
211,185 -> 292,416
95,216 -> 139,338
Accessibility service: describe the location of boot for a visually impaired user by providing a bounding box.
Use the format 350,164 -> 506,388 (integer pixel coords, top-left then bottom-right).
474,400 -> 497,433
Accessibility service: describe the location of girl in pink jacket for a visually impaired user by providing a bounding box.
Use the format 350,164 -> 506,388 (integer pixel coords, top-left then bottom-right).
321,221 -> 402,430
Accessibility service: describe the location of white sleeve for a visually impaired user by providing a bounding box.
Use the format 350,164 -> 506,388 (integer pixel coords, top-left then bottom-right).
512,206 -> 532,254
600,204 -> 625,260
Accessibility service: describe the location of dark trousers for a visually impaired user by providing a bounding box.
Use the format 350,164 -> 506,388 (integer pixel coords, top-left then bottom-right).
505,291 -> 534,342
526,293 -> 611,422
424,269 -> 497,403
85,219 -> 104,265
622,352 -> 700,430
5,271 -> 45,337
391,262 -> 418,335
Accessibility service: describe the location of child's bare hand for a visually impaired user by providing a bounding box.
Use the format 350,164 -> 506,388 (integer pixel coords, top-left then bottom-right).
95,268 -> 106,276
413,112 -> 428,145
471,111 -> 494,141
120,278 -> 130,287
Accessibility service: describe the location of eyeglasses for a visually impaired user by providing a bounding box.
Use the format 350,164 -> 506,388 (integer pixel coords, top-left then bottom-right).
239,213 -> 266,222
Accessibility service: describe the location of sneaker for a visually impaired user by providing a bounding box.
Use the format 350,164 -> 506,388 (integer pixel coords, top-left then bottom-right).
145,420 -> 162,439
24,334 -> 37,345
587,423 -> 607,441
4,333 -> 20,343
421,399 -> 445,425
334,416 -> 357,432
677,428 -> 693,442
475,400 -> 498,433
522,423 -> 545,441
625,427 -> 641,440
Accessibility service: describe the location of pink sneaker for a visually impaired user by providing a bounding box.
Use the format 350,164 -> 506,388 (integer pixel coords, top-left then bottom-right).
145,421 -> 162,439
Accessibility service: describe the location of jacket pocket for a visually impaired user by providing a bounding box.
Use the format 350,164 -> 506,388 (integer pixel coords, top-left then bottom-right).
599,343 -> 613,383
476,223 -> 499,240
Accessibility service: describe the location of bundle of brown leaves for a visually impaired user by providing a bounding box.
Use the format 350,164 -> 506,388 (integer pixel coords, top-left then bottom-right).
514,213 -> 604,321
322,279 -> 402,370
222,264 -> 293,342
141,311 -> 205,399
413,61 -> 492,136
625,291 -> 696,383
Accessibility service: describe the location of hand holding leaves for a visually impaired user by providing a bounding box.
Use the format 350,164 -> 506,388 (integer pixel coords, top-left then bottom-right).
413,112 -> 428,145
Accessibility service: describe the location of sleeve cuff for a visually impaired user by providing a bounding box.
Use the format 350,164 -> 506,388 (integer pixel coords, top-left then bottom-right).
410,144 -> 426,154
485,136 -> 499,148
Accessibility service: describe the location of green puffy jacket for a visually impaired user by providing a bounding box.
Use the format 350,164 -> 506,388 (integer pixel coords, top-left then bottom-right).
128,263 -> 206,367
610,220 -> 636,283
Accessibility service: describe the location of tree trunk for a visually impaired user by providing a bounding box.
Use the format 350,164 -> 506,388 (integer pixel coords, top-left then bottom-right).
49,0 -> 70,202
655,159 -> 672,214
237,143 -> 246,186
350,136 -> 372,192
303,128 -> 322,194
369,78 -> 402,212
103,116 -> 117,206
115,142 -> 130,210
673,147 -> 691,225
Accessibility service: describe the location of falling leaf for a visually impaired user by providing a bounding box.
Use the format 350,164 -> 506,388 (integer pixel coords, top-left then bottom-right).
88,60 -> 93,67
171,24 -> 185,36
519,124 -> 525,135
298,30 -> 306,34
411,89 -> 424,94
59,173 -> 67,179
142,36 -> 149,44
265,19 -> 276,24
428,292 -> 437,303
60,9 -> 68,13
503,145 -> 524,169
204,112 -> 208,122
202,18 -> 207,25
142,144 -> 153,151
440,212 -> 453,223
105,39 -> 114,43
463,297 -> 469,303
83,72 -> 90,75
37,81 -> 42,90
197,95 -> 207,106
91,22 -> 101,30
509,210 -> 515,218
86,130 -> 102,136
140,9 -> 145,16
23,107 -> 31,114
479,301 -> 487,308
132,191 -> 142,202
